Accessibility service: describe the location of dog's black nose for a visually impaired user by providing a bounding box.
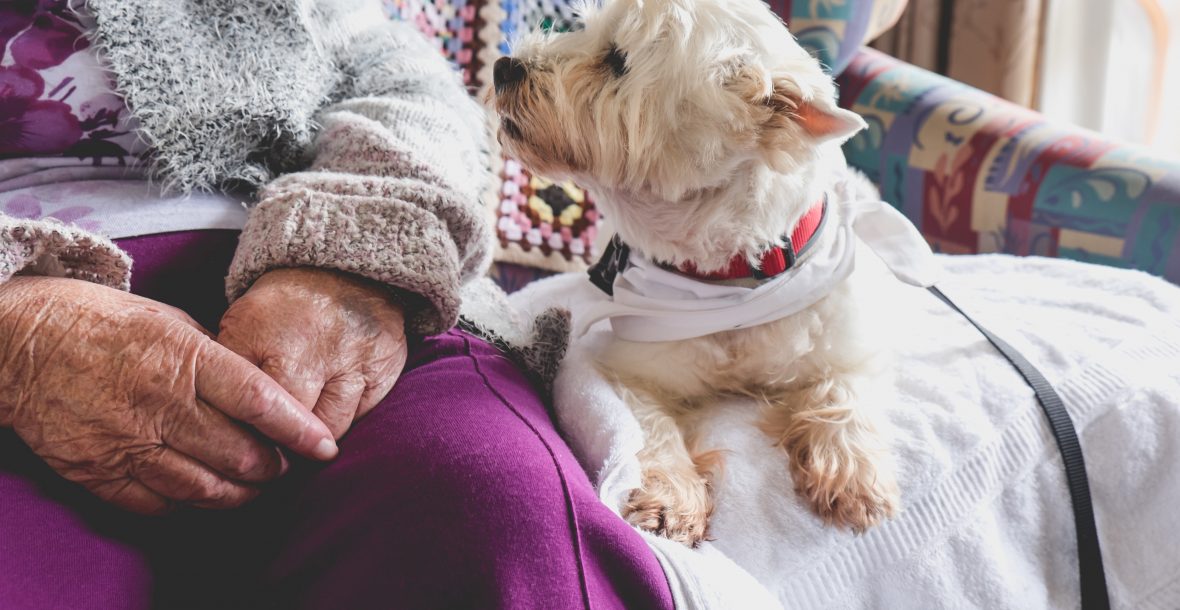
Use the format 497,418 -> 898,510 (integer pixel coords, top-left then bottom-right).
494,57 -> 528,92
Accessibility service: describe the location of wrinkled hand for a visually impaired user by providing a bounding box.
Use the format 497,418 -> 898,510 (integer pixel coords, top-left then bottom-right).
0,277 -> 338,515
218,268 -> 408,440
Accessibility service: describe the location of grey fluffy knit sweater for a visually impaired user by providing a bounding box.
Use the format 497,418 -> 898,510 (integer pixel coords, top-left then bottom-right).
0,0 -> 492,335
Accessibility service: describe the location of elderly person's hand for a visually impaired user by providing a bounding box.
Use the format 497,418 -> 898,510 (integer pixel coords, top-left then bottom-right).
217,268 -> 408,440
0,276 -> 338,515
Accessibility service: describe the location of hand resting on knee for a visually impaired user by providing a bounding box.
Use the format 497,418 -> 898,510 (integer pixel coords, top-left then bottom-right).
0,276 -> 339,514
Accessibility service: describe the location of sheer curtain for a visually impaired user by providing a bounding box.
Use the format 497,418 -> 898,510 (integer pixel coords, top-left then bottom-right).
1037,0 -> 1180,158
873,0 -> 1179,158
872,0 -> 1047,107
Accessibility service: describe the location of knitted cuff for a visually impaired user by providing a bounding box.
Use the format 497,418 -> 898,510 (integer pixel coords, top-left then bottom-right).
0,217 -> 131,290
226,186 -> 464,335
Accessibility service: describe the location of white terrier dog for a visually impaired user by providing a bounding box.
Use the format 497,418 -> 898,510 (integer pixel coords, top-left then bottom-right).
490,0 -> 908,546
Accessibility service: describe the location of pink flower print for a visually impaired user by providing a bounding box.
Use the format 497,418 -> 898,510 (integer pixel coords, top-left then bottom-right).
48,205 -> 97,226
0,1 -> 40,51
10,13 -> 88,69
0,65 -> 82,155
1,0 -> 86,69
2,193 -> 99,232
2,193 -> 43,219
0,63 -> 41,99
1,1 -> 131,161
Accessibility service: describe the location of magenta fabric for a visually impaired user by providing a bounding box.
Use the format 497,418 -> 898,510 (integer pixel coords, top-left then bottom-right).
122,229 -> 241,332
0,230 -> 674,610
0,432 -> 154,609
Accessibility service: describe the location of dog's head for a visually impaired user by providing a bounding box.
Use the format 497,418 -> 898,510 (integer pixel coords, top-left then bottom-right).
489,0 -> 865,268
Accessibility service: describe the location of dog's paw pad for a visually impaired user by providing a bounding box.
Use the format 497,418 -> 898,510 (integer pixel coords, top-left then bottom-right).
623,488 -> 710,547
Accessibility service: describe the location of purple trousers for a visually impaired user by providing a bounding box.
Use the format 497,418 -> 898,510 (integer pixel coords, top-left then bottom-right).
0,230 -> 673,610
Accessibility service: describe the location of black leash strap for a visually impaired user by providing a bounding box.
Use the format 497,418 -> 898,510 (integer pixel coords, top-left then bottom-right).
929,286 -> 1110,610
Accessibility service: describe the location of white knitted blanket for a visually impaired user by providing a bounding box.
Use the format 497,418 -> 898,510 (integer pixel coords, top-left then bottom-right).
510,254 -> 1180,610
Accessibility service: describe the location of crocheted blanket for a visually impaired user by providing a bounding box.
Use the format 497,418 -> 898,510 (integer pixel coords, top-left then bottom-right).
385,0 -> 606,275
510,253 -> 1180,610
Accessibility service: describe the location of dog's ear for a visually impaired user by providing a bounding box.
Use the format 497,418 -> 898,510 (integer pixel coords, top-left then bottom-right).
729,66 -> 865,170
779,91 -> 865,143
762,74 -> 866,145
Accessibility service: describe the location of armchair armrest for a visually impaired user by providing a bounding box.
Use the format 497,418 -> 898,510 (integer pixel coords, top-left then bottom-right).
837,48 -> 1180,284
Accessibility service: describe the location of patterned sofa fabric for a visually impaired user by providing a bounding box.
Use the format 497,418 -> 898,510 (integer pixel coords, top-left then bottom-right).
784,0 -> 907,74
839,48 -> 1180,283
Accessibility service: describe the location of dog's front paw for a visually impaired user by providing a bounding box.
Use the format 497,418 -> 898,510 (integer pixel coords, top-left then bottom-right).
622,470 -> 712,547
789,445 -> 899,533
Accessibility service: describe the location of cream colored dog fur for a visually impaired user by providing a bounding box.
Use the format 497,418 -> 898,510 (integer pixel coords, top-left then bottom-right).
489,0 -> 899,545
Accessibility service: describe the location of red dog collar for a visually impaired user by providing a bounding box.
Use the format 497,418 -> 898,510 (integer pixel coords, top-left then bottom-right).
674,196 -> 828,281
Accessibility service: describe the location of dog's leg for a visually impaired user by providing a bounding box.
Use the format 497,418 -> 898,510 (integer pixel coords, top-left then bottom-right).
764,379 -> 899,533
617,386 -> 715,547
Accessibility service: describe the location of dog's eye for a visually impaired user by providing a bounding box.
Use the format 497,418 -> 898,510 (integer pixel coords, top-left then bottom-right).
604,45 -> 628,77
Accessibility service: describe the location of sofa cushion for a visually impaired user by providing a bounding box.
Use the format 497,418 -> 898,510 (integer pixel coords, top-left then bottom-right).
786,0 -> 907,75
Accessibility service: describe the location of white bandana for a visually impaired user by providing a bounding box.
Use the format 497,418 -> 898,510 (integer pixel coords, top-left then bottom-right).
574,195 -> 941,342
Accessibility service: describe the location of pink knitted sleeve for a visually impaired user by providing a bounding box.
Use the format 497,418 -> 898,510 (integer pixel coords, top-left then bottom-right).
0,216 -> 131,291
226,21 -> 492,335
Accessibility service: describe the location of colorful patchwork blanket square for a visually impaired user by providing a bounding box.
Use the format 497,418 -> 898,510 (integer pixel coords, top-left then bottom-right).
385,0 -> 607,273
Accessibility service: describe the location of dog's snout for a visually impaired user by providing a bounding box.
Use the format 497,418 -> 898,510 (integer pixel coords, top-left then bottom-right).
493,57 -> 528,92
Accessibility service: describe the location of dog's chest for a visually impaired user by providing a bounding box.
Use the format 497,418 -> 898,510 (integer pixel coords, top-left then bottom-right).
696,317 -> 828,390
597,306 -> 834,401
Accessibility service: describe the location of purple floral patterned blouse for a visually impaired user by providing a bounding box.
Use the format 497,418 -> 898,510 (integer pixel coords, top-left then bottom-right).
1,0 -> 142,163
1,0 -> 246,238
